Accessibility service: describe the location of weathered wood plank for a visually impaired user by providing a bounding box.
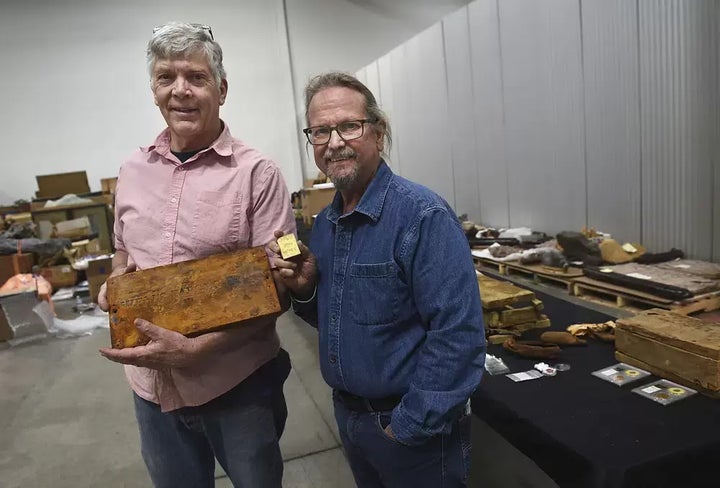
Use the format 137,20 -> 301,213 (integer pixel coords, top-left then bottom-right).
616,309 -> 720,359
477,273 -> 534,310
615,309 -> 720,394
107,247 -> 280,348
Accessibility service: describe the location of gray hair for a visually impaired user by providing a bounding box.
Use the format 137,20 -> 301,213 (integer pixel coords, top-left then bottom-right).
304,72 -> 392,154
147,22 -> 226,89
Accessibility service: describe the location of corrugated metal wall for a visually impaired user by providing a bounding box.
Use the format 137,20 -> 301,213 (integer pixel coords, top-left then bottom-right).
582,0 -> 642,243
638,0 -> 717,260
356,0 -> 719,260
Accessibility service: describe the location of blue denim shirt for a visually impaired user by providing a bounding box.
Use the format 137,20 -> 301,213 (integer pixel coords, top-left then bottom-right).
292,161 -> 485,445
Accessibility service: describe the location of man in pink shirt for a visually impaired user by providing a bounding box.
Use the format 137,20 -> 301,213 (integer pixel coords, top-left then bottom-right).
97,22 -> 296,488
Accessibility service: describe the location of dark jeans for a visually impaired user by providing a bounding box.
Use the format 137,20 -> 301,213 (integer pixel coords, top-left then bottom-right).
333,392 -> 471,488
133,349 -> 291,488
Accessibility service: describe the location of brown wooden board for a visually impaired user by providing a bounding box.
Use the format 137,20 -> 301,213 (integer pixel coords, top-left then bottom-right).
477,273 -> 535,310
106,247 -> 280,348
616,352 -> 720,399
615,309 -> 720,393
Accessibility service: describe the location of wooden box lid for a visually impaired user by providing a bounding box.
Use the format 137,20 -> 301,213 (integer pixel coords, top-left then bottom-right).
616,309 -> 720,360
107,247 -> 280,349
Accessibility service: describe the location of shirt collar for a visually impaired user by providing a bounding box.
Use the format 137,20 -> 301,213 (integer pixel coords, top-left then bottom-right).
140,120 -> 233,160
326,160 -> 393,224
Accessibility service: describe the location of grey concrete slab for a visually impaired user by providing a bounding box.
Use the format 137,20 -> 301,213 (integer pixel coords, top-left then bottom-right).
0,332 -> 150,488
1,312 -> 343,488
282,447 -> 356,488
277,313 -> 339,443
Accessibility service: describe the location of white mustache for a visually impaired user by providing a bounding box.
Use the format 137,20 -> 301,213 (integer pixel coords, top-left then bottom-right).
325,149 -> 356,162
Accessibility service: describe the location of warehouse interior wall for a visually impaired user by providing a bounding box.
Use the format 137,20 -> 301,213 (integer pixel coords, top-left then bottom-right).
356,0 -> 720,261
0,0 -> 470,204
2,0 -> 716,261
0,0 -> 299,203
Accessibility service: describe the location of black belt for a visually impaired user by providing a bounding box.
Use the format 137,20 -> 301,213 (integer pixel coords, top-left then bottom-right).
335,390 -> 402,413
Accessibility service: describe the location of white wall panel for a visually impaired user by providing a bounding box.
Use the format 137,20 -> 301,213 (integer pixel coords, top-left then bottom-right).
363,62 -> 381,106
389,24 -> 455,205
498,0 -> 587,233
443,7 -> 482,220
582,0 -> 642,242
377,54 -> 402,172
468,0 -> 509,227
285,0 -> 474,180
0,0 -> 302,201
639,0 -> 717,260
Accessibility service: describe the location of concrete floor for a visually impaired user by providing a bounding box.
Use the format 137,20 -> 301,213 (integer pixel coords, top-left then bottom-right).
0,311 -> 356,488
0,308 -> 557,488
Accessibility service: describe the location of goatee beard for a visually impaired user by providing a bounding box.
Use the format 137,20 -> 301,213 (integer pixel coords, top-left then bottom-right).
329,168 -> 358,191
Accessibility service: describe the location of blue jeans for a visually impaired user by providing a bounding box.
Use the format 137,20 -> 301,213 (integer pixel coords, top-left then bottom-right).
333,393 -> 471,488
133,350 -> 291,488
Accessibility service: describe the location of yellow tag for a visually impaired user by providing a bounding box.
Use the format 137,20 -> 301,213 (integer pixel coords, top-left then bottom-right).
277,234 -> 301,260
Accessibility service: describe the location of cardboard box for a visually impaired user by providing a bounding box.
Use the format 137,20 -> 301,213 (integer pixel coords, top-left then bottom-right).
616,309 -> 720,397
35,171 -> 90,199
0,254 -> 34,288
107,247 -> 281,348
40,265 -> 78,290
55,216 -> 91,239
86,256 -> 113,303
100,177 -> 118,194
300,187 -> 335,226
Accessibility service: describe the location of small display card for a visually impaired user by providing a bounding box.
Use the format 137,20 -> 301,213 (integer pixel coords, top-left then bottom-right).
591,362 -> 651,386
632,379 -> 697,406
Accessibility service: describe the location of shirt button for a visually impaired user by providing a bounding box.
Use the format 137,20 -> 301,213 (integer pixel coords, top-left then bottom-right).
329,354 -> 337,364
164,232 -> 171,238
331,314 -> 337,322
170,197 -> 177,203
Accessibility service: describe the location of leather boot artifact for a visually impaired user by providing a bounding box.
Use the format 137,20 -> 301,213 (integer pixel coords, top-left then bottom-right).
503,337 -> 561,359
540,331 -> 587,346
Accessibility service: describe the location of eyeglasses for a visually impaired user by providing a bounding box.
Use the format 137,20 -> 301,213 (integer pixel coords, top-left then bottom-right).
303,119 -> 374,145
152,23 -> 214,41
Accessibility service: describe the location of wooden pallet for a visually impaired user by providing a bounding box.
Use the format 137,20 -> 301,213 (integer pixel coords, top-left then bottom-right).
503,262 -> 583,292
473,256 -> 507,274
570,276 -> 720,315
473,254 -> 582,292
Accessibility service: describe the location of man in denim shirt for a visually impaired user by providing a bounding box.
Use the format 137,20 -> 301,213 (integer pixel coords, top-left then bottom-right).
271,72 -> 485,487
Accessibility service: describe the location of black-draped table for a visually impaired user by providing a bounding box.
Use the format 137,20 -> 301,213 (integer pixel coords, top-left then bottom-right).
471,288 -> 720,488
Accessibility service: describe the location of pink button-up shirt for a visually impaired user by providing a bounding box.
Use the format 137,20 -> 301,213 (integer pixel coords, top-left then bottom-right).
114,123 -> 296,411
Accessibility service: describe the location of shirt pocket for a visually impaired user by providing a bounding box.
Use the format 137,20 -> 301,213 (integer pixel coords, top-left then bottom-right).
348,261 -> 400,326
191,190 -> 246,250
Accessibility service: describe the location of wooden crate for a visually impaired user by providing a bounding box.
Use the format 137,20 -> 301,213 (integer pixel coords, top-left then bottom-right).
615,309 -> 720,397
107,247 -> 280,348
